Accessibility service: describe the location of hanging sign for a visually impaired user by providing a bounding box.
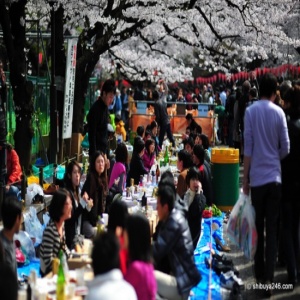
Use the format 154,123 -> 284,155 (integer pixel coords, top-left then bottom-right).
62,38 -> 77,139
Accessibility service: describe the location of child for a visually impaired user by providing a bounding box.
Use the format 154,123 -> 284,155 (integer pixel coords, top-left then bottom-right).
115,115 -> 126,142
184,167 -> 206,249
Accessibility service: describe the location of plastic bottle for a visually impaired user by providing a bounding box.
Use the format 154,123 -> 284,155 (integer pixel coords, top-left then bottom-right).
164,148 -> 169,166
56,250 -> 66,300
151,170 -> 156,185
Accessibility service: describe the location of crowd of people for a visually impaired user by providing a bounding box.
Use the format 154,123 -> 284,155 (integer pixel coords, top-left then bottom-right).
0,73 -> 299,299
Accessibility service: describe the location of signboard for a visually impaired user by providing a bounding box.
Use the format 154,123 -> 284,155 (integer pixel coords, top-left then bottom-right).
62,38 -> 77,139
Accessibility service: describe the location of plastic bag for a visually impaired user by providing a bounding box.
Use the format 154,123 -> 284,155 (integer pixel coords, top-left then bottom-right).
26,183 -> 44,205
23,206 -> 44,246
227,192 -> 257,260
14,230 -> 36,263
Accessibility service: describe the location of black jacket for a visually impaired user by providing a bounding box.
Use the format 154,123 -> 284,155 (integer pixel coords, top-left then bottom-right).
154,99 -> 170,126
190,119 -> 202,133
152,206 -> 202,295
281,113 -> 300,193
184,191 -> 206,249
81,173 -> 104,226
64,189 -> 84,250
87,98 -> 108,158
127,151 -> 148,186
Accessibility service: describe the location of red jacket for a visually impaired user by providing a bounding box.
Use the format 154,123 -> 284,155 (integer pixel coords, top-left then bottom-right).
7,149 -> 22,185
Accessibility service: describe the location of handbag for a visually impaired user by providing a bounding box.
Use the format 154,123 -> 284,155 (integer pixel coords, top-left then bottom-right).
227,192 -> 257,260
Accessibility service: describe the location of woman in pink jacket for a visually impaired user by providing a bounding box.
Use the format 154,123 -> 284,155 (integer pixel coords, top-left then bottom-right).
109,143 -> 128,191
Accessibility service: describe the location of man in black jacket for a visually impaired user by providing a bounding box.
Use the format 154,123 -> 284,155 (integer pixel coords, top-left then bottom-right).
153,182 -> 201,300
153,90 -> 175,147
87,79 -> 116,162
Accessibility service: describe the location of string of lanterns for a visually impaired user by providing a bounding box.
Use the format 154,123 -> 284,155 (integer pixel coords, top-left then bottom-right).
194,64 -> 300,84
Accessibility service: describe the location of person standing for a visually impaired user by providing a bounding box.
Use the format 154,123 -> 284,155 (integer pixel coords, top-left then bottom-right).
280,86 -> 300,285
0,61 -> 7,210
156,79 -> 168,104
153,90 -> 175,148
243,73 -> 290,293
87,79 -> 116,161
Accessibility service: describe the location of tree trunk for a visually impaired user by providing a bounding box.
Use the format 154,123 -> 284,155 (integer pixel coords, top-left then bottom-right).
72,46 -> 100,133
0,0 -> 33,173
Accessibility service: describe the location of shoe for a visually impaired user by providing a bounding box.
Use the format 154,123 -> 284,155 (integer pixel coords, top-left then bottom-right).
264,281 -> 273,297
15,240 -> 26,266
220,270 -> 244,290
212,253 -> 233,266
214,236 -> 231,252
205,256 -> 239,276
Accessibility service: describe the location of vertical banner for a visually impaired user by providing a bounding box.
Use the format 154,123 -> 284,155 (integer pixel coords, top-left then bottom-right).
62,38 -> 77,139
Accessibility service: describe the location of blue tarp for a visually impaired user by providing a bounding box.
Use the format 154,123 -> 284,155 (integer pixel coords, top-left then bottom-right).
191,215 -> 226,300
17,258 -> 41,279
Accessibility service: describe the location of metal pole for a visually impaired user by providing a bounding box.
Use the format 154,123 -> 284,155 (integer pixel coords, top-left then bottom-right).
49,2 -> 57,164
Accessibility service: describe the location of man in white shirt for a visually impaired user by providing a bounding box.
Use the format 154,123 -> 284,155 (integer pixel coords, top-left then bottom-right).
87,232 -> 137,300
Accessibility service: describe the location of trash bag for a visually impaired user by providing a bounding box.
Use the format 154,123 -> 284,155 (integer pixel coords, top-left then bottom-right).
227,191 -> 257,260
26,183 -> 44,205
14,230 -> 36,263
23,206 -> 44,246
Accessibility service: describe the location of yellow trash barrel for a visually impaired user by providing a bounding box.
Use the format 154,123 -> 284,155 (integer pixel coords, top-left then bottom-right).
211,147 -> 240,211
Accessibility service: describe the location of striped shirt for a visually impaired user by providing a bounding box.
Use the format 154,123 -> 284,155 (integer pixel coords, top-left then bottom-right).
40,219 -> 70,276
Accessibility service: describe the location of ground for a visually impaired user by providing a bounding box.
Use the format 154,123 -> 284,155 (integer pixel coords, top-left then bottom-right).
219,165 -> 300,299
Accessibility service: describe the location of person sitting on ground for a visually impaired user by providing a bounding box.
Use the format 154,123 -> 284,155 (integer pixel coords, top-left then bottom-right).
81,151 -> 107,238
186,113 -> 202,134
136,125 -> 145,140
109,143 -> 128,192
0,196 -> 22,276
40,189 -> 72,277
153,183 -> 202,300
183,137 -> 194,154
199,133 -> 211,163
107,199 -> 129,275
127,138 -> 148,186
5,143 -> 22,200
86,232 -> 137,300
192,144 -> 213,206
150,120 -> 161,155
115,115 -> 126,142
64,161 -> 93,251
142,139 -> 156,173
144,130 -> 152,142
176,150 -> 193,198
184,167 -> 206,249
124,214 -> 157,300
0,260 -> 18,300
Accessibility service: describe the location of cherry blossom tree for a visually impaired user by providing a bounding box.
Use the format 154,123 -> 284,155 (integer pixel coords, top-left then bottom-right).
1,0 -> 300,167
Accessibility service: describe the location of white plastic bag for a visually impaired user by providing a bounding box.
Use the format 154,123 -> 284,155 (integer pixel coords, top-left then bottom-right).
23,206 -> 44,246
227,192 -> 257,260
